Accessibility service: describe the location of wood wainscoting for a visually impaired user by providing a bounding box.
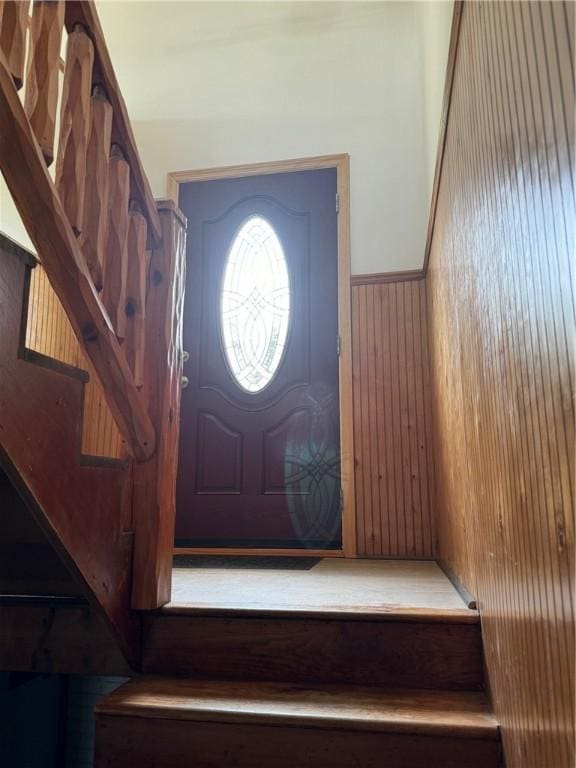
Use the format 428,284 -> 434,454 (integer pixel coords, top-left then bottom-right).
351,274 -> 434,558
426,2 -> 574,767
25,262 -> 126,460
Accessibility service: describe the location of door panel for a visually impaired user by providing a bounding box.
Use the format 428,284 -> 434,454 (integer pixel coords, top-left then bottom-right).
196,412 -> 242,494
175,168 -> 341,549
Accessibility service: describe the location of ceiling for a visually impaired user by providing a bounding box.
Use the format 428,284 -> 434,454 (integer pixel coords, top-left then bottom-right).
97,1 -> 419,121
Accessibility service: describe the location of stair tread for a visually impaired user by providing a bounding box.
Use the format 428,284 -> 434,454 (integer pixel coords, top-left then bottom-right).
96,678 -> 499,739
166,560 -> 479,623
161,603 -> 479,623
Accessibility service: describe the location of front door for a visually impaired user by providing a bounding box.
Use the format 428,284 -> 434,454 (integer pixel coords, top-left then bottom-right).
175,168 -> 341,549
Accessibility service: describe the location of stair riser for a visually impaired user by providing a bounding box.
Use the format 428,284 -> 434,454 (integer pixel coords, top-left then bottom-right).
143,615 -> 483,690
95,716 -> 501,768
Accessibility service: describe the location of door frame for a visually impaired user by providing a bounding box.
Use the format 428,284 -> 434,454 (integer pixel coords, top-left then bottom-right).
167,154 -> 356,558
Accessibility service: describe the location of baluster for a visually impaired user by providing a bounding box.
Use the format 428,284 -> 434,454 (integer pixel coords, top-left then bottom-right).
125,201 -> 149,388
80,85 -> 112,290
102,144 -> 130,339
24,0 -> 65,165
55,22 -> 93,234
0,0 -> 29,90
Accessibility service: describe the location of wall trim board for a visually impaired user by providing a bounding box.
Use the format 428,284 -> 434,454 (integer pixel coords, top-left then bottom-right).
422,0 -> 464,276
173,548 -> 344,558
437,560 -> 477,610
0,230 -> 36,268
166,154 -> 351,201
351,270 -> 424,286
167,154 -> 356,558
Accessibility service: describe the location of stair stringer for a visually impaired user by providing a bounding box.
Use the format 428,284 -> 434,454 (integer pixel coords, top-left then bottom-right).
0,239 -> 139,666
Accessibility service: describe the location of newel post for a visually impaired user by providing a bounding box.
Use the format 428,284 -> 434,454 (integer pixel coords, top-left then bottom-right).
131,199 -> 186,610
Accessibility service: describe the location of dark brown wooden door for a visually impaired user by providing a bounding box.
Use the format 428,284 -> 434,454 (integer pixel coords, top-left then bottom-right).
175,168 -> 341,549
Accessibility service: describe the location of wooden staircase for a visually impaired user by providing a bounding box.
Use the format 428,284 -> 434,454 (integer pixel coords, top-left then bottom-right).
0,0 -> 186,656
1,3 -> 501,766
0,233 -> 140,663
94,598 -> 501,767
0,215 -> 501,768
95,678 -> 499,768
0,461 -> 131,677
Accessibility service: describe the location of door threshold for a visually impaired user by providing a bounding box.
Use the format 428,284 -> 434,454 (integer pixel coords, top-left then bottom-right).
173,547 -> 345,558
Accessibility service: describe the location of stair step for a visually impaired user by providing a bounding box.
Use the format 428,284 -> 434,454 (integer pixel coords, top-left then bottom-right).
97,677 -> 497,737
168,559 -> 474,617
0,599 -> 132,675
95,678 -> 501,768
143,608 -> 483,690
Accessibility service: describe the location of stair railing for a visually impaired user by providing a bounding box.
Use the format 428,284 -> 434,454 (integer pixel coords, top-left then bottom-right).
0,1 -> 186,611
0,0 -> 163,462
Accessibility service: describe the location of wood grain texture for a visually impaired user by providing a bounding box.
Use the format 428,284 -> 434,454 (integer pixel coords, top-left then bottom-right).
168,559 -> 469,615
131,200 -> 186,609
335,156 -> 356,556
101,145 -> 130,339
0,467 -> 82,596
79,86 -> 112,289
55,23 -> 93,233
97,678 -> 498,739
63,0 -> 161,247
95,714 -> 501,768
167,153 -> 352,193
0,245 -> 138,663
26,258 -> 126,460
0,54 -> 155,460
0,0 -> 28,90
174,546 -> 344,557
426,3 -> 575,767
0,602 -> 131,675
143,613 -> 483,690
350,269 -> 424,286
124,201 -> 149,388
24,0 -> 65,166
352,278 -> 434,557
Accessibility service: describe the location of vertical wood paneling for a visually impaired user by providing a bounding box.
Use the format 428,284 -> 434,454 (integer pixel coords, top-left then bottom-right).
352,278 -> 434,558
427,3 -> 574,767
25,265 -> 126,459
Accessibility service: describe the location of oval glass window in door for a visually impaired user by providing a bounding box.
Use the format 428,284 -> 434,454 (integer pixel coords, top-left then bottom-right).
220,215 -> 291,393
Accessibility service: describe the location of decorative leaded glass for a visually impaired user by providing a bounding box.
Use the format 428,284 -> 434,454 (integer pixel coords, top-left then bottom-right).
220,216 -> 291,393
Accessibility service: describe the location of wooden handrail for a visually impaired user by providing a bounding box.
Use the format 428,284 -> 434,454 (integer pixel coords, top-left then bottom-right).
0,47 -> 155,462
64,1 -> 161,248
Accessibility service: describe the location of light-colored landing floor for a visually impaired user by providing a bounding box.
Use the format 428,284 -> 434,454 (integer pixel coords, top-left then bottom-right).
168,559 -> 469,616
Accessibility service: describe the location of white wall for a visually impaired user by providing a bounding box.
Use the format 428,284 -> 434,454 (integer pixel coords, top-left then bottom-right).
98,0 -> 453,275
418,1 -> 454,202
0,182 -> 33,252
0,33 -> 68,254
1,2 -> 453,274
